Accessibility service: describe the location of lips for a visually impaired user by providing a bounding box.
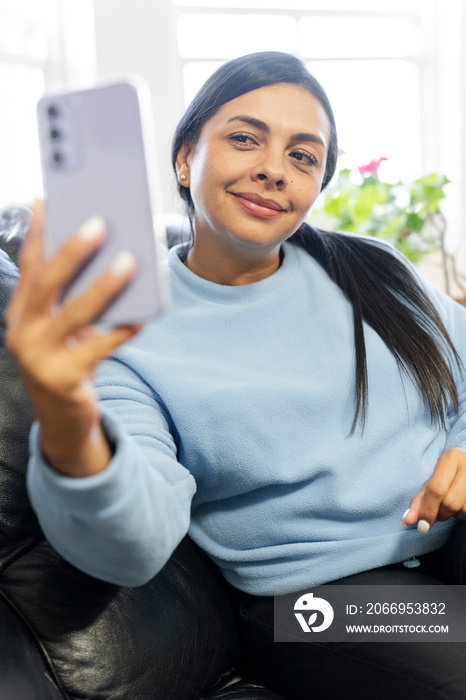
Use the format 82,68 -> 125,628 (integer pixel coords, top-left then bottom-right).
230,192 -> 287,220
232,192 -> 286,211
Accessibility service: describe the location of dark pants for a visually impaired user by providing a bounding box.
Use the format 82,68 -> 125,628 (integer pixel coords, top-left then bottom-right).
233,521 -> 466,700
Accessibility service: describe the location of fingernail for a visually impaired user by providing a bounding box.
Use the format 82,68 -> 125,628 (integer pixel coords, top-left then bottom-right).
110,250 -> 137,277
402,508 -> 411,524
78,216 -> 106,242
417,519 -> 431,534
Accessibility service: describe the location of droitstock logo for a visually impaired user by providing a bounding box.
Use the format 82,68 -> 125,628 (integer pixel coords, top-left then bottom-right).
294,592 -> 334,633
275,584 -> 466,642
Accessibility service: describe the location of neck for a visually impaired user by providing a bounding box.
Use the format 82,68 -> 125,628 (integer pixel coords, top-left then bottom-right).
184,238 -> 283,286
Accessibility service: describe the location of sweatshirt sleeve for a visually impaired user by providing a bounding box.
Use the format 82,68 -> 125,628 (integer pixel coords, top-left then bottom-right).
26,356 -> 197,587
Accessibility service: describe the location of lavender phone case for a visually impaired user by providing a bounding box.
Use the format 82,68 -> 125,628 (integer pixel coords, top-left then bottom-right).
37,79 -> 169,325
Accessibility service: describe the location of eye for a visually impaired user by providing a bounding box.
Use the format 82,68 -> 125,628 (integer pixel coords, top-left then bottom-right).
228,133 -> 258,148
290,150 -> 318,167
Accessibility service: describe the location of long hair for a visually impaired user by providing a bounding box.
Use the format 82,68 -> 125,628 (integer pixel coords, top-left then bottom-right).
291,224 -> 461,433
171,51 -> 461,431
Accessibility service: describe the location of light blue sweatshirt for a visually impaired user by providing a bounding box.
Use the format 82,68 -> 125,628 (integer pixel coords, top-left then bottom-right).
27,238 -> 466,593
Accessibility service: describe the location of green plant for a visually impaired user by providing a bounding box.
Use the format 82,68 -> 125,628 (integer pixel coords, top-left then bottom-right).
317,157 -> 450,264
313,157 -> 466,297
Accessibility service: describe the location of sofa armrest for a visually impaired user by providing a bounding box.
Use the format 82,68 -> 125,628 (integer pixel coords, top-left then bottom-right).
0,593 -> 63,700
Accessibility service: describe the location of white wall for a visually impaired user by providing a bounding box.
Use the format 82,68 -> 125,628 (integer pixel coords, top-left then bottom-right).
430,0 -> 465,253
92,0 -> 184,214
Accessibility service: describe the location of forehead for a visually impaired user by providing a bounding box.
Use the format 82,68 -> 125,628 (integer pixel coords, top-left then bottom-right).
203,83 -> 331,147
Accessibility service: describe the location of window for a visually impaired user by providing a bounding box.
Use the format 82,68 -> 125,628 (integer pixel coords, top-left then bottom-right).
0,0 -> 96,209
174,2 -> 427,181
0,0 -> 55,208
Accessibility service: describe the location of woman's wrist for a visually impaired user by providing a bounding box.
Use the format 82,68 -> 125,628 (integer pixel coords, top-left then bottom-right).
41,420 -> 113,477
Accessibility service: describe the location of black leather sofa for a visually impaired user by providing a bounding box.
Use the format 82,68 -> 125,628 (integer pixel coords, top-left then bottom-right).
0,207 -> 284,700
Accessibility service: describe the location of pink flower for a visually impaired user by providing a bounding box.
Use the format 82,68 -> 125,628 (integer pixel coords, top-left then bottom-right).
358,157 -> 388,176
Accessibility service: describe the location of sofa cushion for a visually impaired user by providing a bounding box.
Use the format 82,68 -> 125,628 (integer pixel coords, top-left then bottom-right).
0,228 -> 41,570
1,535 -> 241,700
0,205 -> 31,266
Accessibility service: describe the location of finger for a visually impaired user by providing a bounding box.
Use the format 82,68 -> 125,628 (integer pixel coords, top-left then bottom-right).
50,250 -> 138,340
417,452 -> 459,528
437,451 -> 466,521
402,492 -> 437,534
72,323 -> 144,368
24,216 -> 107,317
402,489 -> 424,526
403,450 -> 460,533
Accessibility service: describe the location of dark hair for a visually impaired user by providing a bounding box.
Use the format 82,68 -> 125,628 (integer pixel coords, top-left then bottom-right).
291,224 -> 462,433
171,51 -> 461,432
171,51 -> 338,216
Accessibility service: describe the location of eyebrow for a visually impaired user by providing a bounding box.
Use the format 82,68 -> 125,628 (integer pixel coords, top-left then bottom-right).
226,115 -> 326,149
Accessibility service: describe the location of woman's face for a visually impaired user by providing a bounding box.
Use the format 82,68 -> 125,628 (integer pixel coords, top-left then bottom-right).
177,82 -> 331,269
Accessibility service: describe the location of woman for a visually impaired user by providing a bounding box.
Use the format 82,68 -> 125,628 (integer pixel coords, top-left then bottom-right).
6,52 -> 466,698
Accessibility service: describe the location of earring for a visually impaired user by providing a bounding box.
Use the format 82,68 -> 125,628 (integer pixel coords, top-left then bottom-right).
180,174 -> 187,182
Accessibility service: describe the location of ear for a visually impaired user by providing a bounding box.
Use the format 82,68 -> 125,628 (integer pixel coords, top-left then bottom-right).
176,143 -> 192,187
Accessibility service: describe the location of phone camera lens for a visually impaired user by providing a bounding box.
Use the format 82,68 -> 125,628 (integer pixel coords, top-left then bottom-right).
50,128 -> 61,140
48,105 -> 59,118
52,152 -> 64,164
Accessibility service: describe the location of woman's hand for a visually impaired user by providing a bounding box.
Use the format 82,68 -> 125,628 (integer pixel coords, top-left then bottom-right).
5,201 -> 143,477
403,447 -> 466,533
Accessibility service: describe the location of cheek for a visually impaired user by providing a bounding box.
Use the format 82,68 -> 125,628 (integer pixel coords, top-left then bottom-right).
190,155 -> 241,211
188,141 -> 213,185
189,147 -> 225,196
189,158 -> 209,188
189,167 -> 223,217
295,182 -> 321,214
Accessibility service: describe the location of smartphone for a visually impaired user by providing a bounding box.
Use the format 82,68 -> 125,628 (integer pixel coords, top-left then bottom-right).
36,78 -> 169,325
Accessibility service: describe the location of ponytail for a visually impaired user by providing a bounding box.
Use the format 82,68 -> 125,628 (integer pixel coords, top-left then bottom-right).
290,224 -> 462,434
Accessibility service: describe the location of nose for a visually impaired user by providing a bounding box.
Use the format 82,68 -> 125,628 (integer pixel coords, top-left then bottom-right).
251,150 -> 288,190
